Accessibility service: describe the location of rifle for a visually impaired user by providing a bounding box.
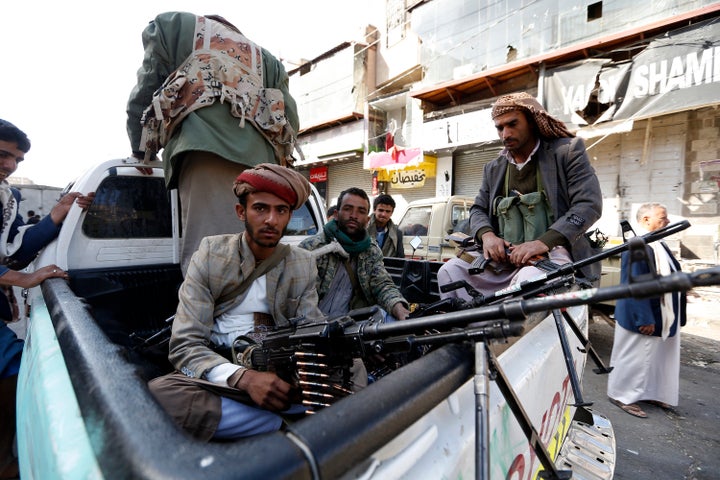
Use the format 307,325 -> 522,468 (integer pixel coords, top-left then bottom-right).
436,219 -> 690,308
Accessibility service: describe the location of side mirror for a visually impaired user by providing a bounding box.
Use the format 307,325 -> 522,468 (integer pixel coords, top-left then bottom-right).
410,235 -> 422,253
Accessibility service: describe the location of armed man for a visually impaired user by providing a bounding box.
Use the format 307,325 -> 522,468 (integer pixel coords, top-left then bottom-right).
148,164 -> 329,440
438,92 -> 603,300
299,187 -> 410,321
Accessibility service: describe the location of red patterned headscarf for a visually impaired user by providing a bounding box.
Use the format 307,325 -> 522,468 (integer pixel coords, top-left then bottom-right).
233,163 -> 310,210
491,92 -> 574,139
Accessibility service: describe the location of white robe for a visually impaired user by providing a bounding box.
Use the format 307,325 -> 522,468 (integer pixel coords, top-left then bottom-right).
607,322 -> 680,406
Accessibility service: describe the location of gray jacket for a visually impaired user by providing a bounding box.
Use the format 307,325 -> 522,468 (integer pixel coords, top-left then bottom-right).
469,137 -> 603,281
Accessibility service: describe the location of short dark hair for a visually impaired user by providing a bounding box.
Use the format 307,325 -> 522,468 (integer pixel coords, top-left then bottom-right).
326,205 -> 337,216
337,187 -> 370,211
0,119 -> 31,154
373,194 -> 396,210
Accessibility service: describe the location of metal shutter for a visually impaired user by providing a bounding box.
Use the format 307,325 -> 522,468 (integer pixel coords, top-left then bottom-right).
453,147 -> 501,196
326,161 -> 372,207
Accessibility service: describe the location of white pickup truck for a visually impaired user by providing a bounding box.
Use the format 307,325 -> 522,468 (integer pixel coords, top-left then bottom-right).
23,157 -> 711,479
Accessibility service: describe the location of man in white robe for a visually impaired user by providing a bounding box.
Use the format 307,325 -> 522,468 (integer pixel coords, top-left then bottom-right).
607,203 -> 686,418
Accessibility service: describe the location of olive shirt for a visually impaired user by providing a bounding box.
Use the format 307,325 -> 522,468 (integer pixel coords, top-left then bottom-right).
126,11 -> 299,189
367,216 -> 405,258
298,232 -> 408,314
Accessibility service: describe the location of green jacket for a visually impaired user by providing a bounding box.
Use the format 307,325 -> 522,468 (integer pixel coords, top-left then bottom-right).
126,11 -> 299,189
298,231 -> 408,314
367,216 -> 404,258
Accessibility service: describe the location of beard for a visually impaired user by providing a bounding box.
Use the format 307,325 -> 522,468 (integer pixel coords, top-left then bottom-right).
245,220 -> 287,248
338,217 -> 367,241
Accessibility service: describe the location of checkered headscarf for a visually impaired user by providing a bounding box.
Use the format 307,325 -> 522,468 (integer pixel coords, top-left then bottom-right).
491,92 -> 574,139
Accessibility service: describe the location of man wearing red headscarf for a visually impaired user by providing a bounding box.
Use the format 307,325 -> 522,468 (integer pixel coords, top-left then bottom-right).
148,164 -> 324,440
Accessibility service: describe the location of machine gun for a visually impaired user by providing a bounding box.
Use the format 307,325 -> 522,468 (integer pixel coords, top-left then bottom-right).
415,220 -> 690,409
226,264 -> 719,480
233,260 -> 717,411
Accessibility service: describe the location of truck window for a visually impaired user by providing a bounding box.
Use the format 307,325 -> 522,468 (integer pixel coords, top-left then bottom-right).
399,206 -> 430,236
82,176 -> 172,239
286,203 -> 319,236
451,204 -> 470,234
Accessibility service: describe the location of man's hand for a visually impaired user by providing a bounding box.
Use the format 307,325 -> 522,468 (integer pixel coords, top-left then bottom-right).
49,192 -> 96,225
230,369 -> 294,412
638,324 -> 655,335
0,265 -> 68,289
507,240 -> 549,267
132,152 -> 155,175
391,302 -> 410,320
481,232 -> 510,263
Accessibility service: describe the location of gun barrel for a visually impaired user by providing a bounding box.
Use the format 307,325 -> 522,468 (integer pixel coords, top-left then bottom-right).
361,266 -> 720,341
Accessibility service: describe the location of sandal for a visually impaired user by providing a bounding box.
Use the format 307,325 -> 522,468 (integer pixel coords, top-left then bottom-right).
609,397 -> 648,418
644,400 -> 673,410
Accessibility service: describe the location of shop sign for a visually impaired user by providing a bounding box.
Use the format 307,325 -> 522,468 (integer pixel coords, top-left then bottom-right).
545,18 -> 720,129
386,168 -> 427,189
309,166 -> 328,183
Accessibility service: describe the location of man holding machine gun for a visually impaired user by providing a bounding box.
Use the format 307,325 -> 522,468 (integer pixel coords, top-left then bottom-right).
148,164 -> 325,440
438,92 -> 603,301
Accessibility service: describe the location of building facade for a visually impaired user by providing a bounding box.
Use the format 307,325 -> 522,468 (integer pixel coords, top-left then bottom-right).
290,0 -> 720,262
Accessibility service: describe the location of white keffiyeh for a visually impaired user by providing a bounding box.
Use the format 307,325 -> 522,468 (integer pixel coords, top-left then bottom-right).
649,241 -> 676,340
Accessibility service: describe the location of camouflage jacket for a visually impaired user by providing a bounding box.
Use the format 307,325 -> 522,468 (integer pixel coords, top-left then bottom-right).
298,231 -> 407,313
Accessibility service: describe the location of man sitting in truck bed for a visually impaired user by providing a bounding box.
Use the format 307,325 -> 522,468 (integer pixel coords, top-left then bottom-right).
438,92 -> 602,301
148,164 -> 330,440
299,187 -> 410,322
367,194 -> 404,258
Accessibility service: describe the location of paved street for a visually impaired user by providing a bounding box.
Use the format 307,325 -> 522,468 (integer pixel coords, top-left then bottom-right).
584,291 -> 720,480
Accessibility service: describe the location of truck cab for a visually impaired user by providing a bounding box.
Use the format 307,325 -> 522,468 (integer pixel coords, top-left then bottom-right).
397,195 -> 475,261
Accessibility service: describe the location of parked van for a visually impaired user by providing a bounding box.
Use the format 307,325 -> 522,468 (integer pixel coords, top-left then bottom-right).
397,195 -> 475,261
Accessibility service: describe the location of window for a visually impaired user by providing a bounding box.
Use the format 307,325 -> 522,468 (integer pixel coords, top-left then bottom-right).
286,203 -> 319,236
587,2 -> 603,21
450,203 -> 471,234
82,176 -> 172,239
399,206 -> 431,236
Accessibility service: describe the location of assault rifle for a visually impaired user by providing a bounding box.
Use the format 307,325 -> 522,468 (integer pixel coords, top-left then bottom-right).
434,219 -> 690,310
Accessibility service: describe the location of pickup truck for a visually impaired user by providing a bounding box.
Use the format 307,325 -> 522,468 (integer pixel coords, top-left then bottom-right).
14,157 -> 638,479
396,195 -> 475,261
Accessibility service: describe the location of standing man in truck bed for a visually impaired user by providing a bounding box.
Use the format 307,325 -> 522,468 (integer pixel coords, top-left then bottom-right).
126,12 -> 299,275
439,92 -> 602,300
